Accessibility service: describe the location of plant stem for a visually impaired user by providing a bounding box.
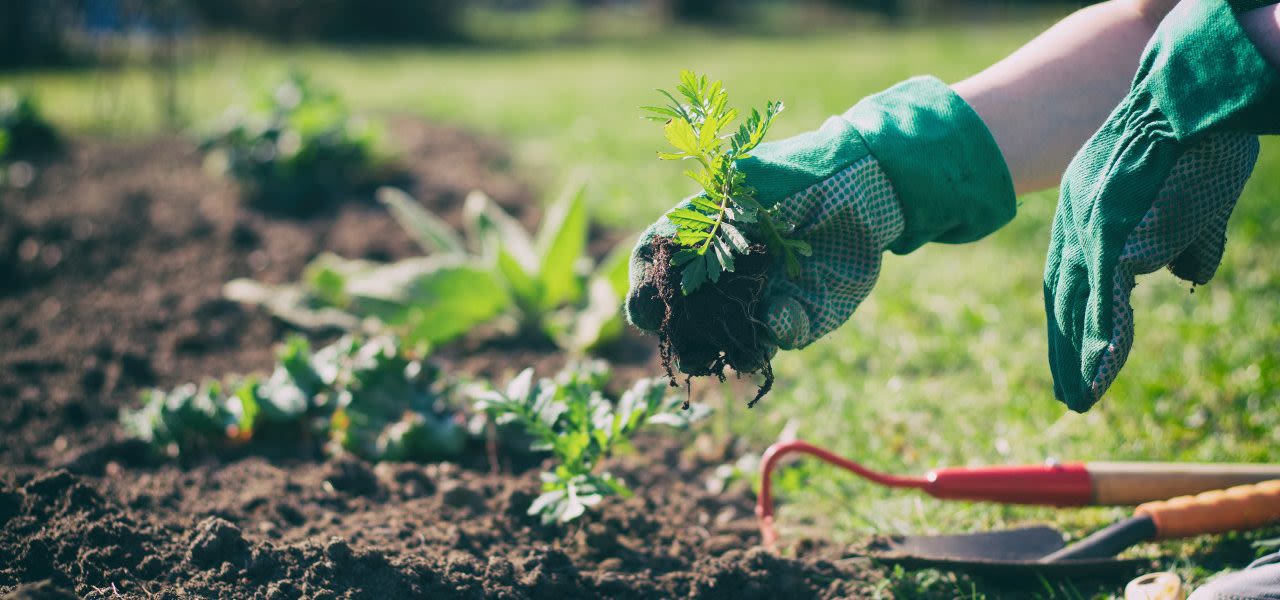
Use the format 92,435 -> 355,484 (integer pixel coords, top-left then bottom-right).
759,214 -> 800,277
698,194 -> 731,255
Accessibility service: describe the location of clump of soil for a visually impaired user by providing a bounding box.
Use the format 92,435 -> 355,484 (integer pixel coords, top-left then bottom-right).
646,237 -> 775,408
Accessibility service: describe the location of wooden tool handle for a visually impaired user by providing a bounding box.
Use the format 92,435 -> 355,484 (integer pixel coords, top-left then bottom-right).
1135,479 -> 1280,540
1088,462 -> 1280,505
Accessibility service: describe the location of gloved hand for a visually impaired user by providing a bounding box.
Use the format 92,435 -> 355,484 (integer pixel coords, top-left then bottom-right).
627,77 -> 1017,350
1045,0 -> 1280,411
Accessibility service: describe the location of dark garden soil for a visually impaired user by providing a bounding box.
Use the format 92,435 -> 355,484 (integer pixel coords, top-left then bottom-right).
0,120 -> 879,598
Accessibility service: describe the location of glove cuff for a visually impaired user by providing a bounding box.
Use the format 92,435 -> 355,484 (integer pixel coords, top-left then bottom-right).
844,76 -> 1016,254
1145,0 -> 1280,137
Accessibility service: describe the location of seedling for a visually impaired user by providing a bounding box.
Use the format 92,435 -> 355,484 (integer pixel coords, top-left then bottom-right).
386,185 -> 632,350
201,71 -> 383,215
475,362 -> 706,524
640,71 -> 805,406
224,184 -> 632,353
122,335 -> 466,462
0,87 -> 60,159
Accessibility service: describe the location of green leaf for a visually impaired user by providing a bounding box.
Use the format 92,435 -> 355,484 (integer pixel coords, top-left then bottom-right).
720,222 -> 751,254
377,187 -> 466,256
656,89 -> 689,121
641,105 -> 681,120
498,245 -> 542,309
223,276 -> 363,332
663,118 -> 701,157
344,257 -> 510,345
680,253 -> 708,294
667,207 -> 715,228
564,278 -> 624,352
698,114 -> 720,149
671,248 -> 700,267
674,229 -> 712,246
713,237 -> 736,273
705,251 -> 722,284
463,189 -> 537,271
535,183 -> 589,310
689,195 -> 721,213
303,262 -> 350,308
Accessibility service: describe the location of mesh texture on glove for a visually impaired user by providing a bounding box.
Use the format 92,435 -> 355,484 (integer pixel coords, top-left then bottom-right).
764,156 -> 905,348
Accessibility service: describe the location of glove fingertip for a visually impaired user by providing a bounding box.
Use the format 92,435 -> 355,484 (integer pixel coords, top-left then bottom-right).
765,296 -> 810,350
625,282 -> 663,332
1043,280 -> 1094,413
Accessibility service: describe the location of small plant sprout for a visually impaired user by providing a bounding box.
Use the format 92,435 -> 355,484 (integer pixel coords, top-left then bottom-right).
200,71 -> 385,214
122,335 -> 466,462
0,87 -> 60,159
224,184 -> 632,353
643,70 -> 809,294
475,362 -> 707,524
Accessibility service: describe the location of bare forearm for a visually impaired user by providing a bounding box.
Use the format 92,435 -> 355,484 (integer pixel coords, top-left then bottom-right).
952,0 -> 1177,194
1243,4 -> 1280,68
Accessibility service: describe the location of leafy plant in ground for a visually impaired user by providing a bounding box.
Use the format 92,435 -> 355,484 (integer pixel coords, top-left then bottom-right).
224,184 -> 632,353
0,88 -> 60,159
200,71 -> 385,215
474,362 -> 708,523
122,335 -> 466,462
640,70 -> 802,407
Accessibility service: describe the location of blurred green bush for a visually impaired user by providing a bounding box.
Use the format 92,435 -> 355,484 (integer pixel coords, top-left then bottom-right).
187,0 -> 465,42
200,72 -> 384,215
0,88 -> 60,159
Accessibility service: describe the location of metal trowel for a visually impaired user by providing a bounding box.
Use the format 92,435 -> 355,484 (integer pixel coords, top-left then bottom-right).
873,480 -> 1280,577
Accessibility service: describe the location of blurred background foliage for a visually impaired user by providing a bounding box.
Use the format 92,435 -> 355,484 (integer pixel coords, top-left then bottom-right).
1,0 -> 1084,68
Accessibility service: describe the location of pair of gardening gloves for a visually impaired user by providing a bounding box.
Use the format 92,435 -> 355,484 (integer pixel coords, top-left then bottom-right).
627,0 -> 1280,411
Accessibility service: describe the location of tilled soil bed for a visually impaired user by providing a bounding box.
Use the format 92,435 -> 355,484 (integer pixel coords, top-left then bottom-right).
0,121 -> 875,598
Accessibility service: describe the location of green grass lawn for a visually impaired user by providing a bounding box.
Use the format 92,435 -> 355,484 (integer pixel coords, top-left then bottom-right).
6,15 -> 1279,598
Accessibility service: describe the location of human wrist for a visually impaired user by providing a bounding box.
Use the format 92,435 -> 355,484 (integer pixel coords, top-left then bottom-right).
1242,3 -> 1280,68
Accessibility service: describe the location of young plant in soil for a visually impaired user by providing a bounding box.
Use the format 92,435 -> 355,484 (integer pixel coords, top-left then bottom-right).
122,335 -> 466,462
200,71 -> 384,215
641,71 -> 808,407
0,87 -> 60,159
224,185 -> 632,353
474,362 -> 707,524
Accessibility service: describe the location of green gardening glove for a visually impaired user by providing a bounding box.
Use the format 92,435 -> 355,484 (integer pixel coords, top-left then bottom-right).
628,77 -> 1017,351
1046,0 -> 1280,412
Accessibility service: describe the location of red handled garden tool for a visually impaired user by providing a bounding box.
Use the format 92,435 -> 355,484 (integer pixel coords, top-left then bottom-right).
756,440 -> 1280,576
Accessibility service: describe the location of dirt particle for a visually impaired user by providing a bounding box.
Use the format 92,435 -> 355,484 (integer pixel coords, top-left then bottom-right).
321,456 -> 380,497
188,516 -> 249,567
438,480 -> 486,511
21,469 -> 78,500
374,462 -> 436,498
0,580 -> 78,600
324,537 -> 354,564
0,489 -> 21,525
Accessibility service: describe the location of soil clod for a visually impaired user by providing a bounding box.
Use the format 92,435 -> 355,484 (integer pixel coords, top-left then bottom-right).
646,237 -> 777,407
